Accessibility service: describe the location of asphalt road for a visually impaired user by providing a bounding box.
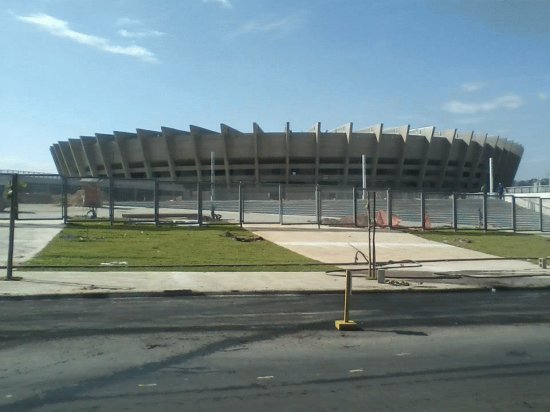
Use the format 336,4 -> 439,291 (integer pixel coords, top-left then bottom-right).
1,291 -> 550,411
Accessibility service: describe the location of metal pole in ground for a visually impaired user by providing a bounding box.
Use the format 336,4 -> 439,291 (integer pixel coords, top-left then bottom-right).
315,185 -> 321,229
197,183 -> 203,227
511,195 -> 517,232
387,188 -> 393,230
154,179 -> 160,227
238,183 -> 243,228
421,191 -> 426,231
452,192 -> 457,232
279,184 -> 283,225
62,177 -> 68,224
483,192 -> 488,233
6,174 -> 18,280
372,192 -> 377,279
109,177 -> 115,225
352,186 -> 357,227
539,197 -> 543,232
367,191 -> 372,278
335,269 -> 359,331
362,154 -> 366,200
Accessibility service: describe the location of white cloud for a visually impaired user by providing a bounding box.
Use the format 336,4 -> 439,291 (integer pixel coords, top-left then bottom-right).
203,0 -> 232,9
443,95 -> 523,115
229,13 -> 305,38
537,92 -> 548,100
461,82 -> 483,93
118,29 -> 165,39
17,13 -> 158,63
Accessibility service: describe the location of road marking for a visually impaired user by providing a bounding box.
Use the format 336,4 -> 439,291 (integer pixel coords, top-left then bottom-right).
396,352 -> 411,357
257,376 -> 274,380
138,383 -> 157,387
349,369 -> 363,373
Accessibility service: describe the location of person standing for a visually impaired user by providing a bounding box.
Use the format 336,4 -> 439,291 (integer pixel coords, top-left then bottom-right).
498,182 -> 504,200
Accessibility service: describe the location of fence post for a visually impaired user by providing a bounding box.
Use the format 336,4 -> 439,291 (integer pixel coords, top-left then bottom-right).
540,197 -> 544,232
452,192 -> 457,232
109,177 -> 115,226
62,177 -> 68,224
279,184 -> 283,225
6,174 -> 18,280
483,192 -> 488,232
315,185 -> 321,229
238,183 -> 243,228
352,186 -> 357,227
387,188 -> 393,230
153,179 -> 160,227
421,191 -> 426,230
197,183 -> 203,227
511,195 -> 516,232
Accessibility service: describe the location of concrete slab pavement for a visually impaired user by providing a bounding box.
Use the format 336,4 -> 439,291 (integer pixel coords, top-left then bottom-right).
1,221 -> 549,298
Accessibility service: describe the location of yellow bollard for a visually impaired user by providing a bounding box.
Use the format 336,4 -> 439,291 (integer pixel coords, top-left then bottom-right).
335,270 -> 360,331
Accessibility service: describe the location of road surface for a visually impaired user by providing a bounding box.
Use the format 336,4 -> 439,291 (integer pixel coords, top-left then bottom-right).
1,291 -> 550,411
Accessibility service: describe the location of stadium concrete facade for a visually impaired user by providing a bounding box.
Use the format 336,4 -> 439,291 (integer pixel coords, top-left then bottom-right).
50,122 -> 523,191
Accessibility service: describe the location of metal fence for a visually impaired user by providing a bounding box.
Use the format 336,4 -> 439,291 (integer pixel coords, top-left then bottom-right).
1,173 -> 549,232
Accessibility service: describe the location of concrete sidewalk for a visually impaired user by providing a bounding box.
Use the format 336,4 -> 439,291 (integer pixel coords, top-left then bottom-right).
2,223 -> 549,297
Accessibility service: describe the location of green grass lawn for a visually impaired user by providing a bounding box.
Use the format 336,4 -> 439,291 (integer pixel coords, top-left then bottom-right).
413,230 -> 550,259
25,223 -> 333,271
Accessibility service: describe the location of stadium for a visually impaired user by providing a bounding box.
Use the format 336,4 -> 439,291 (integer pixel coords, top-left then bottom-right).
50,122 -> 523,191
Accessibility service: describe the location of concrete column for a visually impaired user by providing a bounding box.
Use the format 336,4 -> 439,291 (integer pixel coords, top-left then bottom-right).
314,122 -> 321,185
135,129 -> 153,179
95,133 -> 114,177
285,122 -> 291,184
455,131 -> 473,190
343,122 -> 353,185
113,132 -> 132,178
394,125 -> 410,188
80,136 -> 98,177
220,124 -> 232,186
253,123 -> 262,185
162,133 -> 177,180
189,126 -> 203,181
437,129 -> 457,190
50,146 -> 66,176
418,127 -> 435,189
370,124 -> 383,187
59,141 -> 79,176
468,133 -> 488,190
52,144 -> 70,177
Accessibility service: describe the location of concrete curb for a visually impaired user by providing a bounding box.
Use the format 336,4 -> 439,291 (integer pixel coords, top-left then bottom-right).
2,284 -> 550,300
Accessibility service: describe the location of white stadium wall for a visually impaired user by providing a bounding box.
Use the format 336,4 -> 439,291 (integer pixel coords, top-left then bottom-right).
50,122 -> 523,191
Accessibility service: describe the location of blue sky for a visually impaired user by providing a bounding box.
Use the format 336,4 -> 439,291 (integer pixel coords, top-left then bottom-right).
1,0 -> 549,180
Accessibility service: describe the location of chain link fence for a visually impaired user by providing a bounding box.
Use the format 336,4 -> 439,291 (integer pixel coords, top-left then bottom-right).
1,173 -> 548,232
